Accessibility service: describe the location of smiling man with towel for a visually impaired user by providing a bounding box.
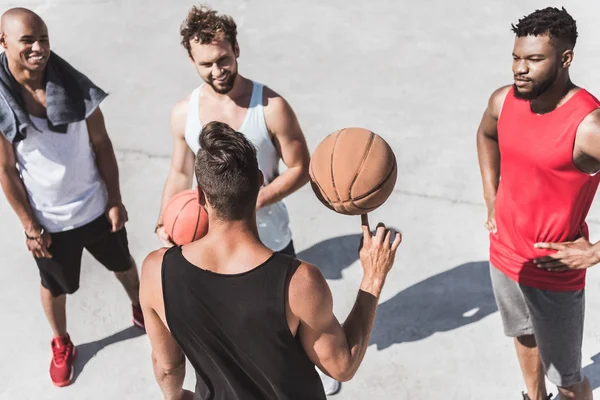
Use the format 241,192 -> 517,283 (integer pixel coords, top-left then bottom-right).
0,7 -> 143,387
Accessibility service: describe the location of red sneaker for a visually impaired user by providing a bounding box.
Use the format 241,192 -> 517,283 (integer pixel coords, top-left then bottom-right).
132,304 -> 145,329
50,334 -> 76,387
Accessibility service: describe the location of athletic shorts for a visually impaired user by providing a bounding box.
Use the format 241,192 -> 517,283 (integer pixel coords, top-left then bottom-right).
35,215 -> 133,297
489,263 -> 585,387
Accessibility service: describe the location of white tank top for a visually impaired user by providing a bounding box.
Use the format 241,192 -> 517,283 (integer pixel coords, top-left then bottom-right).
184,81 -> 292,251
15,116 -> 108,233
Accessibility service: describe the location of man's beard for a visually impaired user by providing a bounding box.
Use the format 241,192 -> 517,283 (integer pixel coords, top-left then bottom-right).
208,69 -> 238,94
513,69 -> 558,101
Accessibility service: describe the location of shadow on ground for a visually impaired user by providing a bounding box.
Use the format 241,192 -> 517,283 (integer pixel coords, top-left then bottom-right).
298,235 -> 497,351
370,261 -> 497,350
72,326 -> 145,383
584,353 -> 600,391
297,234 -> 362,280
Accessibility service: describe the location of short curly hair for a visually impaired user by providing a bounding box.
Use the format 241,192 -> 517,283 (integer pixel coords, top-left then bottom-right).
180,5 -> 237,57
511,7 -> 578,50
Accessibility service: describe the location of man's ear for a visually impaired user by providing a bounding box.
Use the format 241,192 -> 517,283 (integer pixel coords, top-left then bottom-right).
258,170 -> 264,189
234,41 -> 240,58
197,186 -> 206,207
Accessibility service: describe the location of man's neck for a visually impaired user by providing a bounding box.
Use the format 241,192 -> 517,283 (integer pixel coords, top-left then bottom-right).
7,58 -> 44,90
530,75 -> 576,114
207,214 -> 260,239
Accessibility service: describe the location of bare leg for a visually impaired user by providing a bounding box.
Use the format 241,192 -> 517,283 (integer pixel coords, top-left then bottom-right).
40,285 -> 67,337
515,335 -> 548,400
114,257 -> 140,307
557,377 -> 592,400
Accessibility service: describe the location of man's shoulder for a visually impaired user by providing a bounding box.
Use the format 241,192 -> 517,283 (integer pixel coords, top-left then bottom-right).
288,261 -> 329,300
141,248 -> 169,287
488,85 -> 512,119
577,108 -> 600,137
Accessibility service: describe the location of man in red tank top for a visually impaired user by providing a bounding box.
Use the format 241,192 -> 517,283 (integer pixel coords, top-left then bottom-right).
477,7 -> 600,400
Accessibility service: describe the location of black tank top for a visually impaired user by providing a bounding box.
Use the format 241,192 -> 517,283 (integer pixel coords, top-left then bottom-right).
162,246 -> 326,400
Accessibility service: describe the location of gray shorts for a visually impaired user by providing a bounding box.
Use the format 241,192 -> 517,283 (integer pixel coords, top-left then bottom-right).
489,264 -> 585,387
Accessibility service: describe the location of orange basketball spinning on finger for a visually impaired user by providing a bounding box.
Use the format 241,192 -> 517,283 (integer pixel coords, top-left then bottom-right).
309,127 -> 397,215
162,189 -> 209,245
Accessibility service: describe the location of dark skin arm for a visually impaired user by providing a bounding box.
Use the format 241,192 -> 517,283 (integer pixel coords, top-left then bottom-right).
87,108 -> 128,232
535,109 -> 600,271
0,133 -> 52,258
257,88 -> 310,209
476,85 -> 511,234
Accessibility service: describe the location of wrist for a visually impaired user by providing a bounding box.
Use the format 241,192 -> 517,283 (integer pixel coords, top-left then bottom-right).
360,274 -> 386,297
590,242 -> 600,267
25,226 -> 45,240
107,196 -> 123,207
23,221 -> 42,236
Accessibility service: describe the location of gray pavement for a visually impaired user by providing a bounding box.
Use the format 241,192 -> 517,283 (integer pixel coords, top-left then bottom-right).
1,0 -> 600,399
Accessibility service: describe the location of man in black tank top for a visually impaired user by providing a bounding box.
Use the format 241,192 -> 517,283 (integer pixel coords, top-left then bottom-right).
140,121 -> 402,400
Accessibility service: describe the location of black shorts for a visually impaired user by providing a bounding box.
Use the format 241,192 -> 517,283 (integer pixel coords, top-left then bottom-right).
35,215 -> 133,297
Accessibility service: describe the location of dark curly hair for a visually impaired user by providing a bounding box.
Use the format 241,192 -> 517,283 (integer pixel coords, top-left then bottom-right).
511,7 -> 578,50
180,5 -> 237,57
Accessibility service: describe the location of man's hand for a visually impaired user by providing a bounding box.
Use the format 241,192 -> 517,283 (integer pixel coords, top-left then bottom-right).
358,214 -> 402,295
534,237 -> 600,271
26,229 -> 52,258
485,206 -> 497,233
155,224 -> 175,248
106,202 -> 128,232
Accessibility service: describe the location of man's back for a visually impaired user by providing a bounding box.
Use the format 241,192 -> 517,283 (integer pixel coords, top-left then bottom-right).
161,245 -> 326,400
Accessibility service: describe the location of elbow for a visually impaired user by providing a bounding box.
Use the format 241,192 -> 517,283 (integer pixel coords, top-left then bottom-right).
322,363 -> 358,383
328,370 -> 355,383
298,163 -> 310,187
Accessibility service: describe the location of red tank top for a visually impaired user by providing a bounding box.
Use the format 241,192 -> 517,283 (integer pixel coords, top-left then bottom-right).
490,87 -> 600,291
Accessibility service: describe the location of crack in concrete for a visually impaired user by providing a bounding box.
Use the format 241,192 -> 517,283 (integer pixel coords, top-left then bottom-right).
115,148 -> 170,160
393,189 -> 484,207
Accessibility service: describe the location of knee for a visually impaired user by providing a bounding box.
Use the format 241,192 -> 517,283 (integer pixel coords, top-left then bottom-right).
558,376 -> 590,398
516,334 -> 537,348
114,258 -> 137,276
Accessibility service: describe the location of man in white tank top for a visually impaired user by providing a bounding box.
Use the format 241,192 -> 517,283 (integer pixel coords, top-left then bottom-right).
155,5 -> 340,394
0,8 -> 143,387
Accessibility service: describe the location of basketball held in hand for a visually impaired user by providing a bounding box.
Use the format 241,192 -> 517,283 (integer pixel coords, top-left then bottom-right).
309,127 -> 397,215
162,189 -> 209,245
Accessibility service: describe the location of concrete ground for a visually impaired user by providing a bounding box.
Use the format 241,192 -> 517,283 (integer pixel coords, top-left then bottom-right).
1,0 -> 600,398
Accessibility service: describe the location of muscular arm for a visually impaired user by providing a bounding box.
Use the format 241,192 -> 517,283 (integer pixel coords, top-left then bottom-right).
157,100 -> 195,225
289,263 -> 383,382
476,86 -> 510,208
574,109 -> 600,173
257,88 -> 310,209
87,108 -> 122,206
0,134 -> 40,234
140,249 -> 190,400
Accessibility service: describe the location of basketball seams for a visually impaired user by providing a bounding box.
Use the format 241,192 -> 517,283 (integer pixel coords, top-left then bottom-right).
191,205 -> 202,242
171,198 -> 197,240
310,163 -> 334,207
351,157 -> 397,203
329,129 -> 344,203
348,131 -> 375,201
